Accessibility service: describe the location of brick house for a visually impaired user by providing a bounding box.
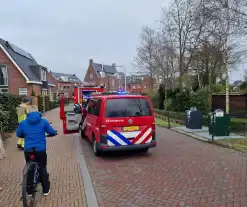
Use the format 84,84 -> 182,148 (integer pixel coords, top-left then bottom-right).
127,75 -> 156,93
0,38 -> 55,96
50,71 -> 81,98
84,59 -> 124,92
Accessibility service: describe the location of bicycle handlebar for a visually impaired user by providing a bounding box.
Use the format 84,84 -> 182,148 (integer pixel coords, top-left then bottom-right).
46,133 -> 58,137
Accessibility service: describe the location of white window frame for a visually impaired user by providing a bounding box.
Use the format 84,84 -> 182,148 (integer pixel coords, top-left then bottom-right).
0,65 -> 8,86
41,69 -> 47,81
112,79 -> 115,89
0,88 -> 9,93
19,88 -> 27,96
42,89 -> 48,96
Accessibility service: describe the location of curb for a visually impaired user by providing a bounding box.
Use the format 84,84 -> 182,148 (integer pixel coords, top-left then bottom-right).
75,136 -> 99,207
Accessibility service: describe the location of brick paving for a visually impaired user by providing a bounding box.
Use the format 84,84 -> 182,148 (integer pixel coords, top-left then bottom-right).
0,108 -> 86,207
81,127 -> 247,207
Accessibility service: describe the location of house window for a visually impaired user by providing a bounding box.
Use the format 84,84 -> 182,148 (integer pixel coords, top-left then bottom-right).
137,84 -> 141,88
61,76 -> 68,81
0,88 -> 8,93
0,65 -> 8,86
41,69 -> 47,81
132,85 -> 136,89
19,88 -> 27,96
42,89 -> 48,96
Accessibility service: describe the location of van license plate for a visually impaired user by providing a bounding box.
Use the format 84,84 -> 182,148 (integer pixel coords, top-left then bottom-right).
123,126 -> 139,131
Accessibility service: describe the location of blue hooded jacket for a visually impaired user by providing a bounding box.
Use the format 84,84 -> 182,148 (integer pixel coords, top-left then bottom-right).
16,112 -> 56,152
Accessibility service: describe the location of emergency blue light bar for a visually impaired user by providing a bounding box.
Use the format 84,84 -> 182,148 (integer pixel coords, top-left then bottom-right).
117,89 -> 127,95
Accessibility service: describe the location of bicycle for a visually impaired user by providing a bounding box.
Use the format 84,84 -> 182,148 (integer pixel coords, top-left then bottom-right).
21,133 -> 57,207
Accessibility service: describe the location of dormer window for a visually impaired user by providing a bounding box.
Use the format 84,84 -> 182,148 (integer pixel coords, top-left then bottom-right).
61,76 -> 68,81
41,69 -> 47,81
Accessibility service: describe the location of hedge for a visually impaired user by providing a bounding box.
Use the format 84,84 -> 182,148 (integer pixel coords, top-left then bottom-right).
0,94 -> 58,133
37,96 -> 58,112
0,94 -> 22,132
154,109 -> 247,133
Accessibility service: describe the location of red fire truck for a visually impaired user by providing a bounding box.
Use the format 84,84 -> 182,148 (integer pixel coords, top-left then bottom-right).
73,85 -> 104,104
60,84 -> 104,120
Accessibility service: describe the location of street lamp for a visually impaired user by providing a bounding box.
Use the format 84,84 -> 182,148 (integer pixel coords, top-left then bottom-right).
115,65 -> 127,92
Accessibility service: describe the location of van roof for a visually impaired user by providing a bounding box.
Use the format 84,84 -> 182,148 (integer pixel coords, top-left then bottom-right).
92,94 -> 148,100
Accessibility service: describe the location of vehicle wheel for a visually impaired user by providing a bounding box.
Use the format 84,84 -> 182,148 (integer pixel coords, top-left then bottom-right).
22,163 -> 36,207
93,140 -> 100,156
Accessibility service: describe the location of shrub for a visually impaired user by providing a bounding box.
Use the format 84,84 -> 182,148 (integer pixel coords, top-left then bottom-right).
0,94 -> 22,131
37,96 -> 44,112
170,88 -> 192,112
45,96 -> 50,111
146,92 -> 159,109
190,87 -> 210,114
0,104 -> 10,133
31,90 -> 36,96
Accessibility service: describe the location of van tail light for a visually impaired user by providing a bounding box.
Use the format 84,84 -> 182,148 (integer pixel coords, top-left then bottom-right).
100,124 -> 107,134
152,122 -> 156,131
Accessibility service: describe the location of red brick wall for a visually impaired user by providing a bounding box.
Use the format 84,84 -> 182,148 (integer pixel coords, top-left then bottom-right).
57,81 -> 81,98
47,72 -> 58,93
0,47 -> 41,96
102,76 -> 119,92
84,64 -> 101,86
84,64 -> 121,92
128,76 -> 156,93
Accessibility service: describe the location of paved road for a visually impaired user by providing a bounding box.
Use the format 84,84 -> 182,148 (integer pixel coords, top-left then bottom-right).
81,127 -> 247,207
0,108 -> 86,207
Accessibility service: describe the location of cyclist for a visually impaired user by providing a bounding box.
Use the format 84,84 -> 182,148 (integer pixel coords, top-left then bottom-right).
16,105 -> 57,196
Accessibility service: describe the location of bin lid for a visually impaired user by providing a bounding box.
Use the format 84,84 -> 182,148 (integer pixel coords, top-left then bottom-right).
190,107 -> 197,111
214,109 -> 224,117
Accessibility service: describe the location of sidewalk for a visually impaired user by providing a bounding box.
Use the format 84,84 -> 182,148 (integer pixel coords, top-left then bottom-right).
0,108 -> 86,207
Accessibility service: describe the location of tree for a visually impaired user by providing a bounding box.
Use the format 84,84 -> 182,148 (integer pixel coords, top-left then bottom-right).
0,104 -> 9,160
134,27 -> 177,91
134,27 -> 158,91
161,0 -> 218,87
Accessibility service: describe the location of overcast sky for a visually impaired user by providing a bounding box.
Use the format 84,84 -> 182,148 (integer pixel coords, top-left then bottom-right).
0,0 -> 244,83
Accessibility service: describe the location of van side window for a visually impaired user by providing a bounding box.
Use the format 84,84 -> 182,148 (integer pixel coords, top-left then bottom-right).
88,99 -> 102,116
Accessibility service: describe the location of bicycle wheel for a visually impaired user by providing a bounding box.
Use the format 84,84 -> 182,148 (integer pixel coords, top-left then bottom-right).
22,162 -> 38,207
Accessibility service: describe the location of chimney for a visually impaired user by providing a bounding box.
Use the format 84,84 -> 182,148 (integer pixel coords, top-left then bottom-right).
112,63 -> 116,68
89,59 -> 93,65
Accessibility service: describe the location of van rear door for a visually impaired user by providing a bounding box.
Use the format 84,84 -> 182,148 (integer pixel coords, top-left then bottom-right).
103,97 -> 155,146
60,97 -> 82,134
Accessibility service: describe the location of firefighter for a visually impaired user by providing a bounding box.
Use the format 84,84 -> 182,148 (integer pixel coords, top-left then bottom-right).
16,97 -> 31,150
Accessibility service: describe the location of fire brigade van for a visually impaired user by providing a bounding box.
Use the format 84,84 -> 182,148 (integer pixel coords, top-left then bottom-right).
60,90 -> 156,156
